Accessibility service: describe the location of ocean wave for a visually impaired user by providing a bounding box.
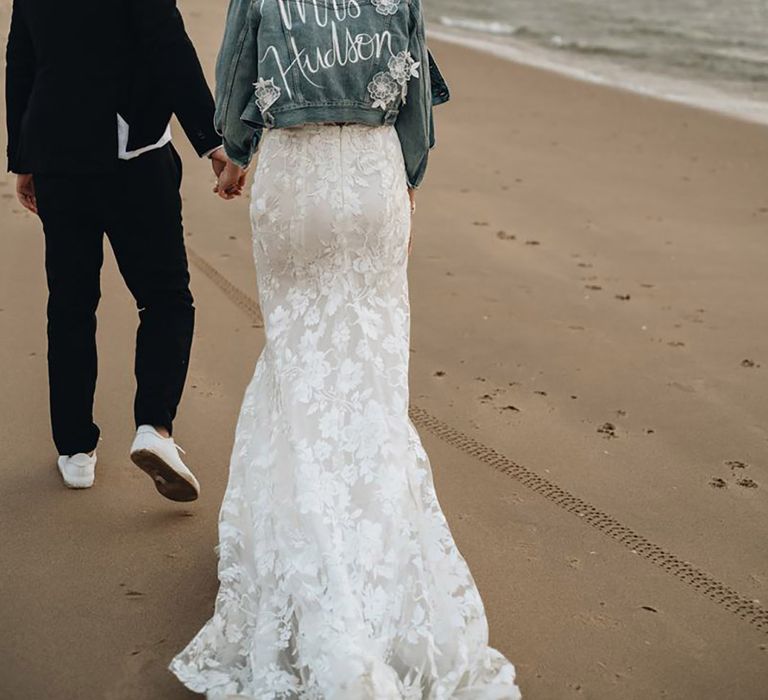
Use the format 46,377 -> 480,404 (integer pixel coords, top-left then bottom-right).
428,27 -> 768,127
547,35 -> 648,61
438,16 -> 518,36
440,16 -> 649,62
438,12 -> 768,70
709,46 -> 768,67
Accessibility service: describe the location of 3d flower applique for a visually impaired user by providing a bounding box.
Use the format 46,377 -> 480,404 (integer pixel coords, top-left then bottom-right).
372,0 -> 400,16
254,77 -> 282,114
368,72 -> 401,110
387,50 -> 421,100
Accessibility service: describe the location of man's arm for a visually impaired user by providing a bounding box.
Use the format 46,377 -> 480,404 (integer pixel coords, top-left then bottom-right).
5,1 -> 36,174
127,0 -> 221,157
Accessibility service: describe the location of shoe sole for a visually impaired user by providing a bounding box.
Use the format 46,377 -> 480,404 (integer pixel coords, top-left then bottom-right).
59,475 -> 94,489
130,449 -> 199,503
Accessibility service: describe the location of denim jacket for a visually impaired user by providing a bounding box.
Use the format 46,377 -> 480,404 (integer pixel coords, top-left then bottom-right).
215,0 -> 450,188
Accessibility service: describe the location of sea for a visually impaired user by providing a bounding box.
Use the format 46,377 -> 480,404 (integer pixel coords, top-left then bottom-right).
425,0 -> 768,124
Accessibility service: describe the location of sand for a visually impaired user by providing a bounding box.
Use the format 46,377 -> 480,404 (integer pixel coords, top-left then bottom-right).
1,0 -> 767,698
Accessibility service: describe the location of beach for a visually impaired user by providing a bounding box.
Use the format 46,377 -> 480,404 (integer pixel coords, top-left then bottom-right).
1,0 -> 767,697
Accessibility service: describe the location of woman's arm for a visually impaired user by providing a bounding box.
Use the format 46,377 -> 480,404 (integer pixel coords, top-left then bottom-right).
215,0 -> 262,169
394,0 -> 432,190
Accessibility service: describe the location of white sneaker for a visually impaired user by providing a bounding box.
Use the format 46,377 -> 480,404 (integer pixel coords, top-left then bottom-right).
130,426 -> 200,502
57,452 -> 97,489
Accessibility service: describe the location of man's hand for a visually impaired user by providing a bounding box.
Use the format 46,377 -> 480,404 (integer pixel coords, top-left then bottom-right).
16,174 -> 37,214
215,161 -> 247,201
209,147 -> 228,178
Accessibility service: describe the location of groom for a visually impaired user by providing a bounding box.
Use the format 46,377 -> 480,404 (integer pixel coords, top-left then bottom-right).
5,0 -> 236,501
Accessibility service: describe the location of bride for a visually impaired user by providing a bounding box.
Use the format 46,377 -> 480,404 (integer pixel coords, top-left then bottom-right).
170,1 -> 521,697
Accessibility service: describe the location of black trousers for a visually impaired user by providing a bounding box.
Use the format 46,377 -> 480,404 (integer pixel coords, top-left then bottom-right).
35,144 -> 195,456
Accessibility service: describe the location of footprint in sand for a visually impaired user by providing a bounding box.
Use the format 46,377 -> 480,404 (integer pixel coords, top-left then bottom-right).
737,478 -> 759,489
585,284 -> 603,291
741,359 -> 762,369
597,423 -> 618,439
712,461 -> 759,490
615,294 -> 631,301
525,240 -> 541,246
497,230 -> 516,241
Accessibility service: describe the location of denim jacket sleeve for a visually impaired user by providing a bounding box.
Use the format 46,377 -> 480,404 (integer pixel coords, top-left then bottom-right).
394,1 -> 432,189
215,0 -> 261,168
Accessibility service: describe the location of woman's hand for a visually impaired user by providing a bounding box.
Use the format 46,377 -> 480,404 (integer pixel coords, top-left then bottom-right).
215,161 -> 247,200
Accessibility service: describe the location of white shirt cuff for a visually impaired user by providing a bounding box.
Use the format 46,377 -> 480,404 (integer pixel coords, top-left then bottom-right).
204,145 -> 224,159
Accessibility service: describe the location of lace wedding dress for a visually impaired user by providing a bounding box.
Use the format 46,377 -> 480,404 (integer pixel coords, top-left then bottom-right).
170,124 -> 520,699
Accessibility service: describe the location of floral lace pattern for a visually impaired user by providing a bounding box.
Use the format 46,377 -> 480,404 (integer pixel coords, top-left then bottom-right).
368,51 -> 421,110
170,124 -> 520,700
388,51 -> 421,87
368,71 -> 401,110
372,0 -> 401,15
254,77 -> 282,114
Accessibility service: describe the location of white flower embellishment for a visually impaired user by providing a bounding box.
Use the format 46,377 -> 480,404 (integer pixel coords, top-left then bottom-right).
372,0 -> 400,15
388,50 -> 421,88
368,72 -> 401,110
368,51 -> 421,110
253,77 -> 281,114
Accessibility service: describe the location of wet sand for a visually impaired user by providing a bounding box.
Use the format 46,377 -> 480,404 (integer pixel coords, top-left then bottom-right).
1,0 -> 767,698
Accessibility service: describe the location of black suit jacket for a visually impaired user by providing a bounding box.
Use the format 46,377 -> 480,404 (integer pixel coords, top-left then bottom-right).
5,0 -> 221,174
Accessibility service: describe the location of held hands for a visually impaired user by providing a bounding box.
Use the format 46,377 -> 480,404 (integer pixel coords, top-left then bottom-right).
16,174 -> 38,215
215,161 -> 247,200
210,148 -> 247,201
17,152 -> 247,214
